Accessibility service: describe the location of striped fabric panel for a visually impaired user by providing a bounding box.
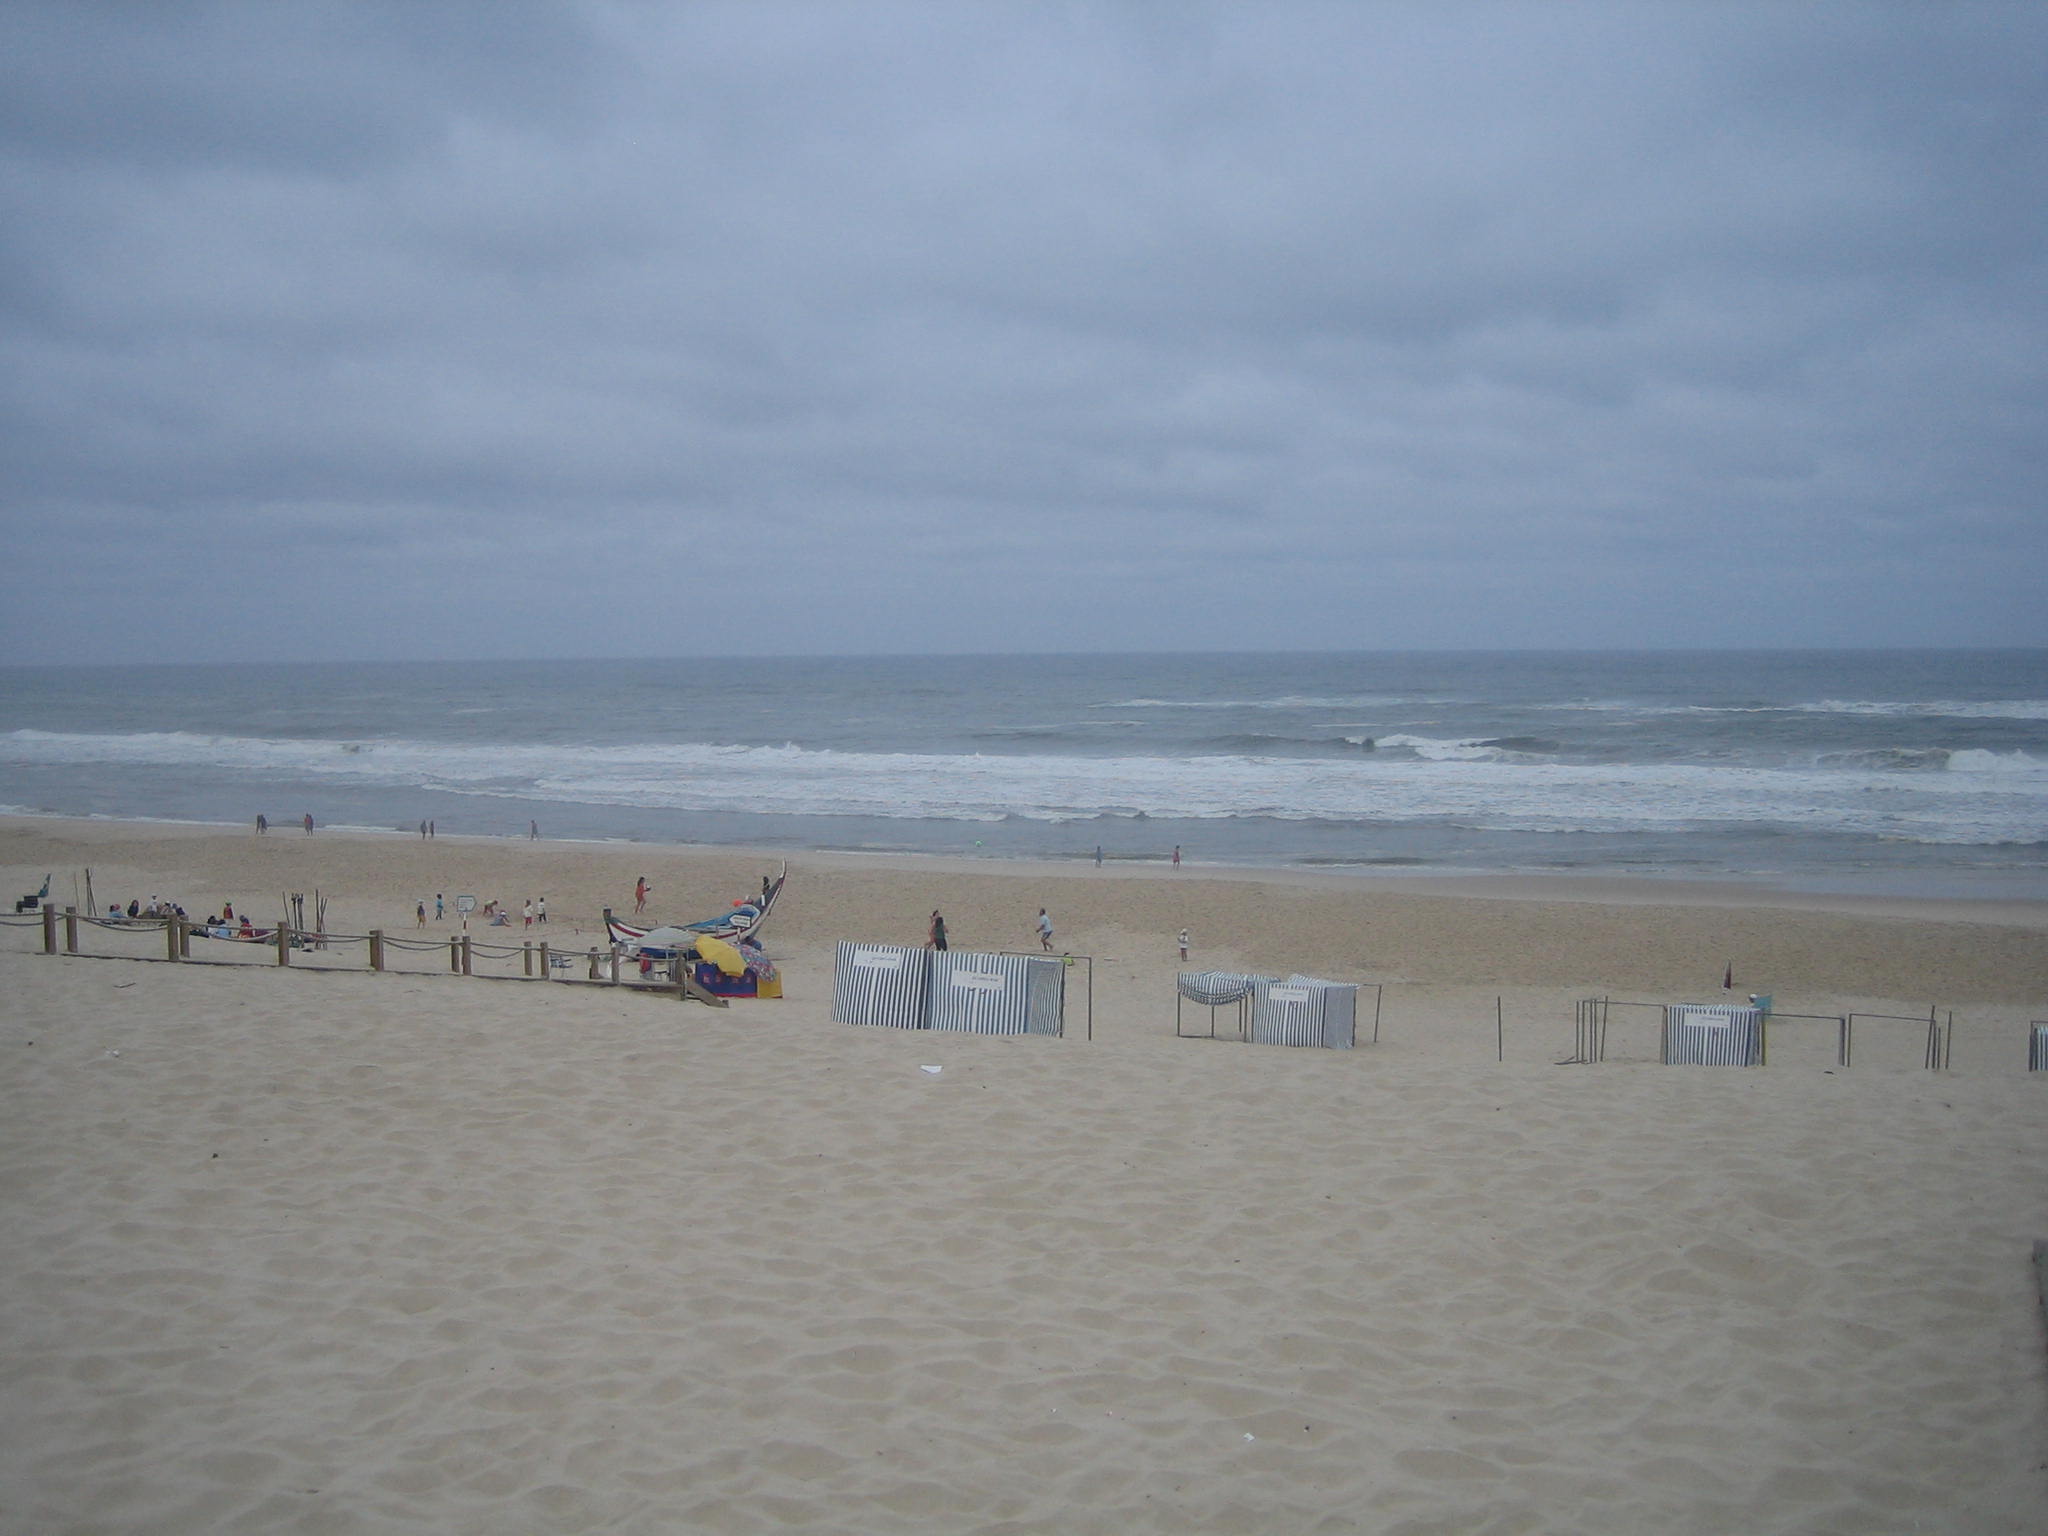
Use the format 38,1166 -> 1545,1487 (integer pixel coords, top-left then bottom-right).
831,942 -> 931,1029
2029,1024 -> 2048,1072
928,951 -> 1064,1036
1023,958 -> 1065,1037
1664,1005 -> 1762,1066
1177,971 -> 1257,1006
1249,976 -> 1356,1049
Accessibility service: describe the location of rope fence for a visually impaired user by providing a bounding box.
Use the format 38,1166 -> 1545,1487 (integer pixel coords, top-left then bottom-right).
25,904 -> 705,1000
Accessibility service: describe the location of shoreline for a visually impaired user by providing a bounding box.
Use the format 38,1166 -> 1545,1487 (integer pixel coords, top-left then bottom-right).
6,810 -> 2046,930
7,813 -> 2047,1006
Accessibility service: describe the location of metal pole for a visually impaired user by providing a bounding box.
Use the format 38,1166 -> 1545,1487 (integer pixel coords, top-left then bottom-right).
1496,996 -> 1504,1062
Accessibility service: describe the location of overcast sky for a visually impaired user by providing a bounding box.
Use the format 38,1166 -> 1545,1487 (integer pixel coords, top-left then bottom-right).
2,2 -> 2043,662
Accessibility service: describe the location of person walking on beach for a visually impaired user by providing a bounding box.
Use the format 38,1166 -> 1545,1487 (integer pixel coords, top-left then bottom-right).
1094,845 -> 1103,867
537,896 -> 547,924
255,813 -> 267,834
929,910 -> 949,951
1036,907 -> 1054,952
435,893 -> 444,921
634,877 -> 649,915
523,899 -> 534,928
529,820 -> 538,841
1178,928 -> 1190,962
303,812 -> 314,836
419,820 -> 428,839
417,901 -> 427,929
1172,844 -> 1181,869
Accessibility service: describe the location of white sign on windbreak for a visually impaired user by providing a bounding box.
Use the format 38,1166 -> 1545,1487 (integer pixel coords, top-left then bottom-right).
1268,986 -> 1312,1004
1676,1006 -> 1735,1030
951,971 -> 1005,992
853,948 -> 903,969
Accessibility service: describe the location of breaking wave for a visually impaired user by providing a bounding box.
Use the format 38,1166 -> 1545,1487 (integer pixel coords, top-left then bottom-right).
5,727 -> 2042,845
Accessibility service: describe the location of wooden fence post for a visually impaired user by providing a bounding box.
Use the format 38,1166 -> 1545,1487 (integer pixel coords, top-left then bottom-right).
370,930 -> 385,971
44,905 -> 58,954
166,914 -> 181,962
277,924 -> 291,966
538,941 -> 550,979
523,941 -> 533,977
461,935 -> 473,977
449,936 -> 461,973
64,906 -> 78,953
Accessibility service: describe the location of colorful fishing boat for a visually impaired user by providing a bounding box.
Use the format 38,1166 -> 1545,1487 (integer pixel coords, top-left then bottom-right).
604,863 -> 787,954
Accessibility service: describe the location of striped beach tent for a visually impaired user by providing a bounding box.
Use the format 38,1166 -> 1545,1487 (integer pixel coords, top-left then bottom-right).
928,951 -> 1065,1036
1249,975 -> 1357,1049
831,942 -> 931,1029
1663,1004 -> 1763,1066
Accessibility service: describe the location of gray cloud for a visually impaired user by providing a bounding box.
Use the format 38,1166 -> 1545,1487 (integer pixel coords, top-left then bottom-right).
3,0 -> 2043,660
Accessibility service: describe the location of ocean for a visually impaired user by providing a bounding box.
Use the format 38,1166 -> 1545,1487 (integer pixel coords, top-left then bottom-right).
2,650 -> 2044,898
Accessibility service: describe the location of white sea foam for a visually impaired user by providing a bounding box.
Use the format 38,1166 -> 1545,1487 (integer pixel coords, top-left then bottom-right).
1561,698 -> 2048,721
1098,695 -> 1433,711
1796,699 -> 2048,721
5,728 -> 2043,845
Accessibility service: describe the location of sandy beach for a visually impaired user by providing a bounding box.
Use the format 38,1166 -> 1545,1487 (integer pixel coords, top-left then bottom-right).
3,814 -> 2045,1534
